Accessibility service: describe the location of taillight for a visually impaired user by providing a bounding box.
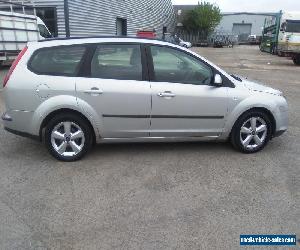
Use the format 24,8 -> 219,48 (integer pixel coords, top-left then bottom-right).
3,46 -> 28,88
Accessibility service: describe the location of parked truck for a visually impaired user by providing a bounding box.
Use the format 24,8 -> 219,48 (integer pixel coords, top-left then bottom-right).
260,11 -> 300,65
0,0 -> 52,66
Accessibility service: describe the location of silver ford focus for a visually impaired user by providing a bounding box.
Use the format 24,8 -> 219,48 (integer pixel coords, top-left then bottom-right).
1,37 -> 288,161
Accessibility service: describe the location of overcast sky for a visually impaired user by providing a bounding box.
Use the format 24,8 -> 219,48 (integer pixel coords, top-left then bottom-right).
171,0 -> 300,12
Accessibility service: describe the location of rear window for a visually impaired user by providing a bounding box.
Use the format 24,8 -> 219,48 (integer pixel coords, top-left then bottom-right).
29,46 -> 86,76
91,44 -> 142,81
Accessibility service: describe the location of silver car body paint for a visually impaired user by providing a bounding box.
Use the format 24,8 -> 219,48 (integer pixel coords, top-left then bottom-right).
2,38 -> 288,144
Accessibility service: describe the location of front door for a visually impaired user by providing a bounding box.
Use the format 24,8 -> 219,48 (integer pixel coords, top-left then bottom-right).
148,45 -> 229,137
76,43 -> 151,138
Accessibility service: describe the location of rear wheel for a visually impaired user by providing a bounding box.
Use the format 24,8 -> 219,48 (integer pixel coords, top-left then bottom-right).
45,113 -> 93,161
293,55 -> 300,65
231,111 -> 272,153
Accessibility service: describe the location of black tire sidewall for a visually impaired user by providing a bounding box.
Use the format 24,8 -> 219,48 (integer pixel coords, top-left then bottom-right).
45,113 -> 93,161
231,111 -> 272,153
293,56 -> 300,65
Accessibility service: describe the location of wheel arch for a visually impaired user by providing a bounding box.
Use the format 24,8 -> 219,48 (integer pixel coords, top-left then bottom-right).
230,107 -> 276,137
39,108 -> 96,144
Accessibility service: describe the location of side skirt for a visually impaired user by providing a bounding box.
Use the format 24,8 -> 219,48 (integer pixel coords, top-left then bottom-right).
97,136 -> 220,144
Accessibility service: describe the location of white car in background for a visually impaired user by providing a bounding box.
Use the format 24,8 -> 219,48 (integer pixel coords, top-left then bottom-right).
163,33 -> 192,48
179,38 -> 192,48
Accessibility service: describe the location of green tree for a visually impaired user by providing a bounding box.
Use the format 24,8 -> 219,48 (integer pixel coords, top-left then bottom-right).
182,1 -> 222,38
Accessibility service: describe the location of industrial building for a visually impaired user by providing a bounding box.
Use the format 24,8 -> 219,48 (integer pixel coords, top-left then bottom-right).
8,0 -> 175,38
216,12 -> 275,42
173,5 -> 274,42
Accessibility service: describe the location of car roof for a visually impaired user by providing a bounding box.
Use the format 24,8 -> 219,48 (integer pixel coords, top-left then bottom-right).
30,36 -> 175,49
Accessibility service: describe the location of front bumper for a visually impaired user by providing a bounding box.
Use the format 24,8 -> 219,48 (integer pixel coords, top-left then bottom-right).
273,129 -> 287,138
272,98 -> 289,137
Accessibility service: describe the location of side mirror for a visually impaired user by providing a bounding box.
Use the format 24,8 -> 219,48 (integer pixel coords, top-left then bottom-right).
213,74 -> 223,87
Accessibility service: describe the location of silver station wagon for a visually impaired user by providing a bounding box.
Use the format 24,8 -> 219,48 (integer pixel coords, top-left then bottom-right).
2,37 -> 288,161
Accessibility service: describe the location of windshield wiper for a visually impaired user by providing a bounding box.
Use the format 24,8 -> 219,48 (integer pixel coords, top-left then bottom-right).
231,74 -> 242,82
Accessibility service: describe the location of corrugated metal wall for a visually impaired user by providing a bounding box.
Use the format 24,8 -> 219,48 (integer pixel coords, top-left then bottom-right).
11,0 -> 175,38
68,0 -> 175,37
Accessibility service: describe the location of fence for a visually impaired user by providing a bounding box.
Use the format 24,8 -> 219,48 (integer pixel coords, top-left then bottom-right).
175,28 -> 238,47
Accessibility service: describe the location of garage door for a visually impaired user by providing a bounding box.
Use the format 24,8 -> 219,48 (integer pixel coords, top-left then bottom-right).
232,23 -> 252,42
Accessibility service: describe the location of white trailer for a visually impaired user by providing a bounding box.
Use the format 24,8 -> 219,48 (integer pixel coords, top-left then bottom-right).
0,0 -> 51,65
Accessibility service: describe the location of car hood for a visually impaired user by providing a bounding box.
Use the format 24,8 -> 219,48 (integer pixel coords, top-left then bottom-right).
236,76 -> 282,96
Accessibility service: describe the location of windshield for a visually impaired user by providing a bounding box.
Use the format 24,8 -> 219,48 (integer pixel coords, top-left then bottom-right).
38,24 -> 52,38
285,20 -> 300,33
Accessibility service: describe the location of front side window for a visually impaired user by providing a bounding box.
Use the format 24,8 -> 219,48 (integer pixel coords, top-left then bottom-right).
150,46 -> 212,85
91,44 -> 142,81
29,46 -> 86,76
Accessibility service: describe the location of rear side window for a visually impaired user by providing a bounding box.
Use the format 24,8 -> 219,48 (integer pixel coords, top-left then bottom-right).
29,46 -> 86,76
91,44 -> 142,81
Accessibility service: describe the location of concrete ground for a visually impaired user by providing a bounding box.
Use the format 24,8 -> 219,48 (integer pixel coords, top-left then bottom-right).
0,46 -> 299,249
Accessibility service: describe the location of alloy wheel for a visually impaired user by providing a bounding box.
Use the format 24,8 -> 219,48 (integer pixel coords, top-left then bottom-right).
239,117 -> 268,150
51,121 -> 85,157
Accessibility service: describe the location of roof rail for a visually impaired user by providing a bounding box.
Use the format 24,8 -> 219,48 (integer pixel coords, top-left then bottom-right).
38,36 -> 164,43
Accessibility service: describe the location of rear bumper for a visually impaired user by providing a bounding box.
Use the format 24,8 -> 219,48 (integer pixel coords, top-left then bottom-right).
4,127 -> 39,141
2,110 -> 38,138
1,112 -> 12,121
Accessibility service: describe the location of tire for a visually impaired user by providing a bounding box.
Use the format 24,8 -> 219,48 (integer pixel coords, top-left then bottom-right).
45,113 -> 93,161
231,110 -> 272,154
278,51 -> 284,57
293,56 -> 300,65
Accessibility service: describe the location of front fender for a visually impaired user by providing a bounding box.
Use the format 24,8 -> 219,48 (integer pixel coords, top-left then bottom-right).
221,95 -> 277,139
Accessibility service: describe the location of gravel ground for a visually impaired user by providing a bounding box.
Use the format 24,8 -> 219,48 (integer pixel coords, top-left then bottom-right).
0,45 -> 299,249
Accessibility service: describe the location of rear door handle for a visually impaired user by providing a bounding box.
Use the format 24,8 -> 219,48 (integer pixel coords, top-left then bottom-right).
84,87 -> 103,96
158,91 -> 176,98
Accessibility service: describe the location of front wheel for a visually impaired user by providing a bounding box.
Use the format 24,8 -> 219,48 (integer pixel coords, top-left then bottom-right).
45,113 -> 93,161
231,111 -> 272,153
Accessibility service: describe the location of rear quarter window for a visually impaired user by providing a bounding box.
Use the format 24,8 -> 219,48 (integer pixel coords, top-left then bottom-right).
28,46 -> 86,76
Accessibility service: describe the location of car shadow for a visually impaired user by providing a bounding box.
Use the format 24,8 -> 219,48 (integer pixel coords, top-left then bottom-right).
90,141 -> 234,157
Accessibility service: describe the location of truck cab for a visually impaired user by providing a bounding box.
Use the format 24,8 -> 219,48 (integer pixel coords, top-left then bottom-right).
277,12 -> 300,64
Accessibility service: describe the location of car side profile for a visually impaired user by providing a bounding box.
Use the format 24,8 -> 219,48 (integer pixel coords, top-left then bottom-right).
1,37 -> 288,161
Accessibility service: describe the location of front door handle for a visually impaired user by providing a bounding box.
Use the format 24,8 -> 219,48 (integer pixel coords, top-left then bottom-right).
157,91 -> 176,98
84,87 -> 103,96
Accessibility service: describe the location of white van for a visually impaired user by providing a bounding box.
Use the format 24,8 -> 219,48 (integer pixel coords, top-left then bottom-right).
0,10 -> 52,65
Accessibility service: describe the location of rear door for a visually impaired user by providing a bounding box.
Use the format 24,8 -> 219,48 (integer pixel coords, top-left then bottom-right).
76,43 -> 151,138
25,45 -> 86,112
